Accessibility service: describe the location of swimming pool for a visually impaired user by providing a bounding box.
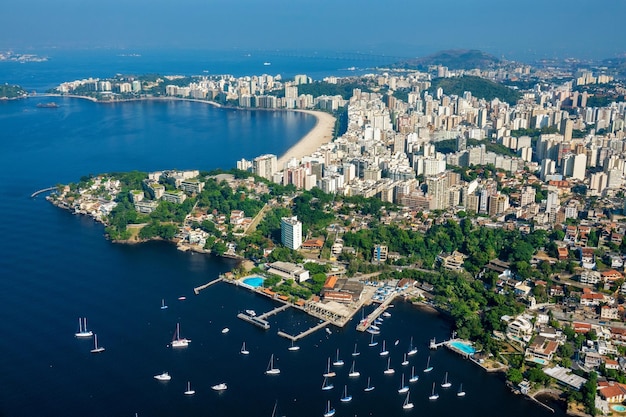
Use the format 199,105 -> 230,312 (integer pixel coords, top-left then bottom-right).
611,405 -> 626,413
450,341 -> 476,355
243,276 -> 265,288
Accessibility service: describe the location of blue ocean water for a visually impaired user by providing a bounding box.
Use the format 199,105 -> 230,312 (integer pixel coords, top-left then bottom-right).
0,52 -> 563,417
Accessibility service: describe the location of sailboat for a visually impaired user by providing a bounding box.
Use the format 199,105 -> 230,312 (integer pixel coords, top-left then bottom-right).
332,348 -> 344,366
160,299 -> 168,310
379,340 -> 389,357
75,318 -> 93,338
368,333 -> 378,347
321,376 -> 334,391
407,336 -> 418,356
457,383 -> 466,397
429,382 -> 439,400
323,400 -> 336,417
352,343 -> 360,357
402,391 -> 414,409
340,385 -> 352,402
90,334 -> 105,353
184,381 -> 195,395
441,372 -> 452,388
409,366 -> 419,383
171,323 -> 191,348
349,360 -> 360,377
241,341 -> 250,355
364,376 -> 375,392
265,354 -> 280,375
288,340 -> 300,351
383,357 -> 395,374
398,373 -> 409,394
423,356 -> 433,373
323,357 -> 336,377
401,353 -> 409,366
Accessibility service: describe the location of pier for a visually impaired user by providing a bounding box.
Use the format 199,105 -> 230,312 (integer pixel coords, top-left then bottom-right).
356,292 -> 397,332
31,187 -> 56,198
257,304 -> 290,320
278,321 -> 331,341
237,313 -> 270,330
193,276 -> 224,295
429,337 -> 448,349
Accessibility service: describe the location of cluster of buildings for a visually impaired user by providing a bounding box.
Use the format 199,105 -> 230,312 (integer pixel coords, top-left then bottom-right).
132,170 -> 202,213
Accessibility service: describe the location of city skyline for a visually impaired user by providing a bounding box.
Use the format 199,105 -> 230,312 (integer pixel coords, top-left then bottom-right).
2,0 -> 626,60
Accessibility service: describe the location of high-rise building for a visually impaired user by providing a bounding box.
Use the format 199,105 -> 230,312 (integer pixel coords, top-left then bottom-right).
281,216 -> 302,250
426,173 -> 449,211
252,154 -> 278,180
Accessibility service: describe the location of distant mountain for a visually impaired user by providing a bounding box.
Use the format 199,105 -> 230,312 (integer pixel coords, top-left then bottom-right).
395,49 -> 500,70
429,76 -> 521,105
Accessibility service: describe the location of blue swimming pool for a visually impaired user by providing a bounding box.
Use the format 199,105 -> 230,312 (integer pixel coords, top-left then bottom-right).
611,405 -> 626,413
243,276 -> 265,288
450,341 -> 476,355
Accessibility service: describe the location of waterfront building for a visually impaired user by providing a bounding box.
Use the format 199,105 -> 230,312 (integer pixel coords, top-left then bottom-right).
267,261 -> 309,283
253,154 -> 278,180
281,216 -> 302,250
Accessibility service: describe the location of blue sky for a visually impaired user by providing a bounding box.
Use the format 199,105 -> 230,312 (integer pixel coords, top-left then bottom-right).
2,0 -> 625,60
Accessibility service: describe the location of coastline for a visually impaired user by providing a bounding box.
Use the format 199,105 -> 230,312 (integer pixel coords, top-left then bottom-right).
276,109 -> 336,168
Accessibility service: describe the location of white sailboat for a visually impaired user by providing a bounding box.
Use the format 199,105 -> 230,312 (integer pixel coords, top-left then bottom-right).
352,343 -> 360,357
441,372 -> 452,388
368,333 -> 378,347
383,357 -> 395,374
241,341 -> 250,355
401,353 -> 409,366
90,334 -> 105,353
154,372 -> 171,381
383,311 -> 392,318
160,299 -> 168,310
265,354 -> 280,375
221,327 -> 230,334
423,356 -> 433,373
340,385 -> 352,402
332,348 -> 344,366
398,373 -> 409,394
323,357 -> 336,377
171,323 -> 191,348
409,366 -> 419,383
428,382 -> 439,400
407,336 -> 418,356
364,376 -> 375,392
348,360 -> 360,377
323,400 -> 336,417
75,317 -> 93,338
402,391 -> 414,409
288,340 -> 300,351
184,381 -> 195,395
457,383 -> 466,397
379,340 -> 389,357
321,376 -> 334,391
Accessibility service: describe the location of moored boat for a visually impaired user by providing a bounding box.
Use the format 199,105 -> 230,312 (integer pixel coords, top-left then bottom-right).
154,372 -> 171,381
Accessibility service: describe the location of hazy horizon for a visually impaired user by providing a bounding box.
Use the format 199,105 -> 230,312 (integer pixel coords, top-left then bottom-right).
2,0 -> 626,61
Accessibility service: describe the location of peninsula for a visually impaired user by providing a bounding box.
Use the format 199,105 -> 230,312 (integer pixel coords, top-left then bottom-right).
46,54 -> 626,416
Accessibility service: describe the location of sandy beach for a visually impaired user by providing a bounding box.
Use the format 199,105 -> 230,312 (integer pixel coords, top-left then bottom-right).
277,109 -> 336,168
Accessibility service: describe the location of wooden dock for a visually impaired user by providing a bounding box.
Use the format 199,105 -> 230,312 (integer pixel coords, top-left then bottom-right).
193,277 -> 224,295
278,321 -> 331,341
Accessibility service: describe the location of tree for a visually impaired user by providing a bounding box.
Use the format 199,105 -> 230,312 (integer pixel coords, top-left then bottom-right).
507,367 -> 524,384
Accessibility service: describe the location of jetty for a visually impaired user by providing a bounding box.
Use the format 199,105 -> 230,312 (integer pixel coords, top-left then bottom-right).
31,186 -> 56,198
429,337 -> 447,350
356,292 -> 397,332
193,276 -> 224,295
278,321 -> 331,341
237,313 -> 270,330
257,304 -> 290,320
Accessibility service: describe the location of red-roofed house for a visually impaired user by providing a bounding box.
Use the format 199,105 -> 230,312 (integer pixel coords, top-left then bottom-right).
580,291 -> 605,306
574,322 -> 592,333
599,381 -> 626,403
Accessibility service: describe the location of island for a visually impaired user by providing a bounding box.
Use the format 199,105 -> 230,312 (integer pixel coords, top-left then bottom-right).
45,51 -> 626,417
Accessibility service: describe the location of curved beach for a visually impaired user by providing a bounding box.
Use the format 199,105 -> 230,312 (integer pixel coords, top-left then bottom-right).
277,110 -> 335,168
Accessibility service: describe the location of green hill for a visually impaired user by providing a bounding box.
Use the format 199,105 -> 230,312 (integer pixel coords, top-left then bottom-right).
0,84 -> 26,99
429,76 -> 521,105
395,49 -> 500,71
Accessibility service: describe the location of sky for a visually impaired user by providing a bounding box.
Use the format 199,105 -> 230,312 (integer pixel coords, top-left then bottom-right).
2,0 -> 626,60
